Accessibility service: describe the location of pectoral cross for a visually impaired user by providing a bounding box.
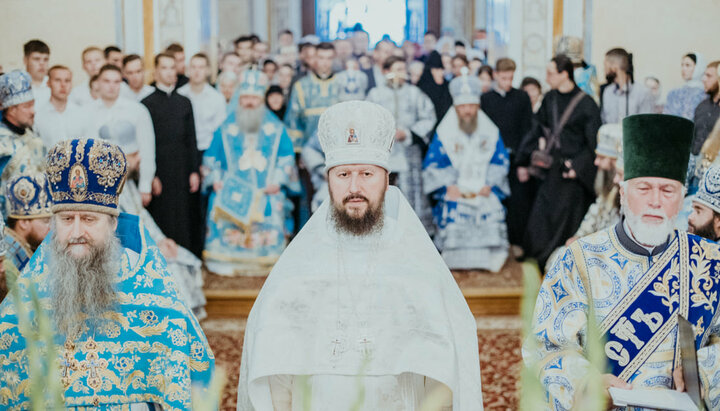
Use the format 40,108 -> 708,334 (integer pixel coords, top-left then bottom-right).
60,350 -> 78,388
331,337 -> 345,357
358,336 -> 373,359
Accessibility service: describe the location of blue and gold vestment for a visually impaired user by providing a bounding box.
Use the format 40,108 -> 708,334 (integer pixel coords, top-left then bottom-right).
526,222 -> 720,410
0,213 -> 214,410
203,109 -> 299,275
283,73 -> 340,151
0,123 -> 45,213
3,227 -> 31,272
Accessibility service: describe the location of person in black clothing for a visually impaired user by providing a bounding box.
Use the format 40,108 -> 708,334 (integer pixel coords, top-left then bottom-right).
417,51 -> 453,131
481,58 -> 535,254
165,43 -> 189,88
265,85 -> 287,120
692,61 -> 720,155
517,54 -> 601,270
141,53 -> 200,255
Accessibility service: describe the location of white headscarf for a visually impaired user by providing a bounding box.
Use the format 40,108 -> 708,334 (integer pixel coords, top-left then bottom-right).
237,186 -> 483,410
688,52 -> 707,89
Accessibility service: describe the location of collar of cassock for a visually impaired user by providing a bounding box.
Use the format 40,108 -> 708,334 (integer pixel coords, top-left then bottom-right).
614,218 -> 672,257
1,117 -> 26,135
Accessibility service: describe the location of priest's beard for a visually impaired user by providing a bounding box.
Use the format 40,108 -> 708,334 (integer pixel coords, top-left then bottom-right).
621,196 -> 677,247
49,229 -> 122,338
688,217 -> 719,241
26,229 -> 46,251
330,188 -> 386,237
458,113 -> 478,135
237,105 -> 264,134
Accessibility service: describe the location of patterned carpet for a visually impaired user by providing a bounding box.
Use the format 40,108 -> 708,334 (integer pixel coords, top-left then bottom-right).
201,315 -> 522,410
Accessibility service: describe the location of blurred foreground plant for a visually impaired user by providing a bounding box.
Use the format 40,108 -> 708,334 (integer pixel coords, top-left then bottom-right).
519,260 -> 607,411
5,259 -> 64,409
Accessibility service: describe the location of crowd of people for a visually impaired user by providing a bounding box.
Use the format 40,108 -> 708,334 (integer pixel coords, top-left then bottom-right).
0,24 -> 720,410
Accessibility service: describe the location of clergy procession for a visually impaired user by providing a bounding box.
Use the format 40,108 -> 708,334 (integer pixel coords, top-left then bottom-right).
1,1 -> 720,409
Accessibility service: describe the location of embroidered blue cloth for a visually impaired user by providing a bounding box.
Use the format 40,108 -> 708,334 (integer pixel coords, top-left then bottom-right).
526,224 -> 720,410
202,109 -> 299,274
0,213 -> 215,410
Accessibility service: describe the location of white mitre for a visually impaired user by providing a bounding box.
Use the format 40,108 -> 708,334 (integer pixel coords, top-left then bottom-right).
318,100 -> 396,172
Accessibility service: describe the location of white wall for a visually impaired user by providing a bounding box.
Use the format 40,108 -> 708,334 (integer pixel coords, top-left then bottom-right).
0,0 -> 117,85
591,0 -> 720,95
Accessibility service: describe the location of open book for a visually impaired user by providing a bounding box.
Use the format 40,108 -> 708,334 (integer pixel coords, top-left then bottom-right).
609,387 -> 698,411
609,315 -> 705,411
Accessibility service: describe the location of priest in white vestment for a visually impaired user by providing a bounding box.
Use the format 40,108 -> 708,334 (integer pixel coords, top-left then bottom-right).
237,101 -> 483,410
423,71 -> 510,272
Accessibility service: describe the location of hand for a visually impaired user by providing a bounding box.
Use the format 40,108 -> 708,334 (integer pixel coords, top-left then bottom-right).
517,167 -> 530,183
141,193 -> 152,207
159,238 -> 179,260
264,184 -> 280,195
189,172 -> 200,193
562,160 -> 577,179
446,185 -> 461,201
673,366 -> 685,392
478,186 -> 492,197
213,181 -> 223,192
565,236 -> 578,246
601,374 -> 632,410
152,177 -> 163,196
394,129 -> 407,142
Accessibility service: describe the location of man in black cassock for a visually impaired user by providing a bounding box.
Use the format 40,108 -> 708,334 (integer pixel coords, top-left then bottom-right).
481,57 -> 535,253
517,54 -> 601,270
141,52 -> 200,255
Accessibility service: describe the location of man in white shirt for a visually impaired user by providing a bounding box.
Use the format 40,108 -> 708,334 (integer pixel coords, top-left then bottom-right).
68,46 -> 106,107
34,65 -> 87,148
177,53 -> 226,155
121,54 -> 155,101
23,40 -> 51,107
84,65 -> 156,205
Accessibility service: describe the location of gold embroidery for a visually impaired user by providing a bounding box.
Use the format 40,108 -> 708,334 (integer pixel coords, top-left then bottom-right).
46,140 -> 73,184
689,241 -> 719,312
51,190 -> 118,206
88,140 -> 126,188
75,139 -> 86,163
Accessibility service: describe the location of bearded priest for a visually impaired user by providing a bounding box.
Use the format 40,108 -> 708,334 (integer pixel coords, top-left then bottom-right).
525,114 -> 720,409
237,101 -> 483,410
0,138 -> 214,410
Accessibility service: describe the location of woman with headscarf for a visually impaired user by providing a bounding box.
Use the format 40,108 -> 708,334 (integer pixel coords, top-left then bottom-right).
265,85 -> 287,120
664,52 -> 707,120
416,51 -> 453,129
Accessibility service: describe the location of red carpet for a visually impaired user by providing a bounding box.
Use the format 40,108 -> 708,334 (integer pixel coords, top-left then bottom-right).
202,316 -> 521,410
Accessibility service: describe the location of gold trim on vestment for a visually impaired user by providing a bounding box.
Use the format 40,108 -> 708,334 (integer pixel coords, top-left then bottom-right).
51,203 -> 120,216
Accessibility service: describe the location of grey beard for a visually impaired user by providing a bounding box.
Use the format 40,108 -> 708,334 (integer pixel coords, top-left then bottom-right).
236,105 -> 264,134
49,231 -> 122,338
458,115 -> 478,135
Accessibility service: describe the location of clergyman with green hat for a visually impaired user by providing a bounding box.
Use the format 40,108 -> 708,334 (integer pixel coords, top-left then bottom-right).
525,113 -> 720,409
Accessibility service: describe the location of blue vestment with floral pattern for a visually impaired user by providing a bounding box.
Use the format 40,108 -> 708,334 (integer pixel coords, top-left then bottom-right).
0,213 -> 214,410
525,222 -> 720,410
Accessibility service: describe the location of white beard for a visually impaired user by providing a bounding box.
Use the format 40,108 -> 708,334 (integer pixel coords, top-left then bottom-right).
622,197 -> 677,247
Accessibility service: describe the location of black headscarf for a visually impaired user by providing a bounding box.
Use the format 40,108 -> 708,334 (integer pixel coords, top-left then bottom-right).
417,51 -> 453,126
265,85 -> 287,120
